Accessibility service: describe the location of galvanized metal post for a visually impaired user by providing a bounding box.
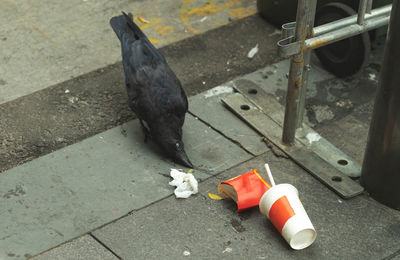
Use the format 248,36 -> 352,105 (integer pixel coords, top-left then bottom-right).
367,0 -> 374,14
282,0 -> 317,144
360,0 -> 400,210
358,0 -> 369,25
297,2 -> 317,129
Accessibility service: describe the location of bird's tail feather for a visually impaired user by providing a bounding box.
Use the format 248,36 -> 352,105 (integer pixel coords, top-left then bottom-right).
121,12 -> 147,39
109,11 -> 147,41
109,15 -> 127,41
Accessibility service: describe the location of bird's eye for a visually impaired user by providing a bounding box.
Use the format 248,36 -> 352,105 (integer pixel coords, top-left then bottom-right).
175,143 -> 180,149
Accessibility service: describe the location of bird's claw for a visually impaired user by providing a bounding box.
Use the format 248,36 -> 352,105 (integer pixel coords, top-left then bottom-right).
140,119 -> 151,143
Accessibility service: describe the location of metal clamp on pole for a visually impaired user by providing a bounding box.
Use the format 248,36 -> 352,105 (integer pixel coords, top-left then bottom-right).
277,36 -> 300,58
278,22 -> 301,58
281,21 -> 297,38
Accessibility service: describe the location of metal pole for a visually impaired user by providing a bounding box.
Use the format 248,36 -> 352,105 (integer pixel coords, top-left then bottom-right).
358,0 -> 369,25
360,0 -> 400,210
367,0 -> 374,14
297,2 -> 317,128
313,4 -> 391,37
282,0 -> 317,145
306,15 -> 390,50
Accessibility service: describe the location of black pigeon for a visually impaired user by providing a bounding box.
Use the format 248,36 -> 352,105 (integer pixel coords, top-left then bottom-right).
110,12 -> 193,168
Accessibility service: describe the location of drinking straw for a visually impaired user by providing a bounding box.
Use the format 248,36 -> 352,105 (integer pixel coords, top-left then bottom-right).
264,163 -> 276,186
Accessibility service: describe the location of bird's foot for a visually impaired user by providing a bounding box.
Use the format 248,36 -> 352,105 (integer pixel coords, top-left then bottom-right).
139,119 -> 151,143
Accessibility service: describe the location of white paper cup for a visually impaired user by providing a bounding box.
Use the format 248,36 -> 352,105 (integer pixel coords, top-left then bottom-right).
259,183 -> 316,250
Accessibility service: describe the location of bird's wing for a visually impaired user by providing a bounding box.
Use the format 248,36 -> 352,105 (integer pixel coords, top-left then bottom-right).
132,62 -> 188,126
119,32 -> 187,126
120,36 -> 157,111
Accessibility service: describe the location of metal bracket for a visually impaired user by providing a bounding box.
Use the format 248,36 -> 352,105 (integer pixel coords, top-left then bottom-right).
277,36 -> 301,58
281,22 -> 297,38
277,22 -> 301,58
222,81 -> 364,199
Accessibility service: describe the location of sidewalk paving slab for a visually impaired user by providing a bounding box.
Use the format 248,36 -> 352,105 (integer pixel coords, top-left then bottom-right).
317,113 -> 370,165
92,152 -> 400,260
31,235 -> 118,260
189,84 -> 269,156
0,114 -> 251,260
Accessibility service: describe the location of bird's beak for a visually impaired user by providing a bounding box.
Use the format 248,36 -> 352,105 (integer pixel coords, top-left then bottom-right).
175,149 -> 194,169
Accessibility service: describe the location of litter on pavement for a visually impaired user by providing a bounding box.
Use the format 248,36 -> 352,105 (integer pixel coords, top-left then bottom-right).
169,169 -> 198,199
218,169 -> 271,211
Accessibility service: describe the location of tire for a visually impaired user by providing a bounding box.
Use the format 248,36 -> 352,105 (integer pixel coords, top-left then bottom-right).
314,2 -> 371,77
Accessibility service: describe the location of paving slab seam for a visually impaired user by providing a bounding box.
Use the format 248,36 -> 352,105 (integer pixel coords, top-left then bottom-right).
29,233 -> 117,259
89,233 -> 122,260
188,110 -> 258,157
29,234 -> 121,259
382,249 -> 400,260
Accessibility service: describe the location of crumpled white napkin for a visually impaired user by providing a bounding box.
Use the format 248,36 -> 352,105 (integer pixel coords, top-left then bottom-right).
169,169 -> 198,198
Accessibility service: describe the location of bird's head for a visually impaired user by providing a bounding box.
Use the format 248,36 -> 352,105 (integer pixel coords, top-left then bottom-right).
151,120 -> 193,169
161,138 -> 193,168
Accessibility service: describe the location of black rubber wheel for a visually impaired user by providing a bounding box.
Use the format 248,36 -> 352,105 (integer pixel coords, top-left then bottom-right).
315,2 -> 371,77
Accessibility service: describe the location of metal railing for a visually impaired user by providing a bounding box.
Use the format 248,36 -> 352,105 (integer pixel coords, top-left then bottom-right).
277,0 -> 392,145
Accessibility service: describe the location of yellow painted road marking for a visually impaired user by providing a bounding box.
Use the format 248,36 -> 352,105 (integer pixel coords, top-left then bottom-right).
229,7 -> 256,19
154,25 -> 175,36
